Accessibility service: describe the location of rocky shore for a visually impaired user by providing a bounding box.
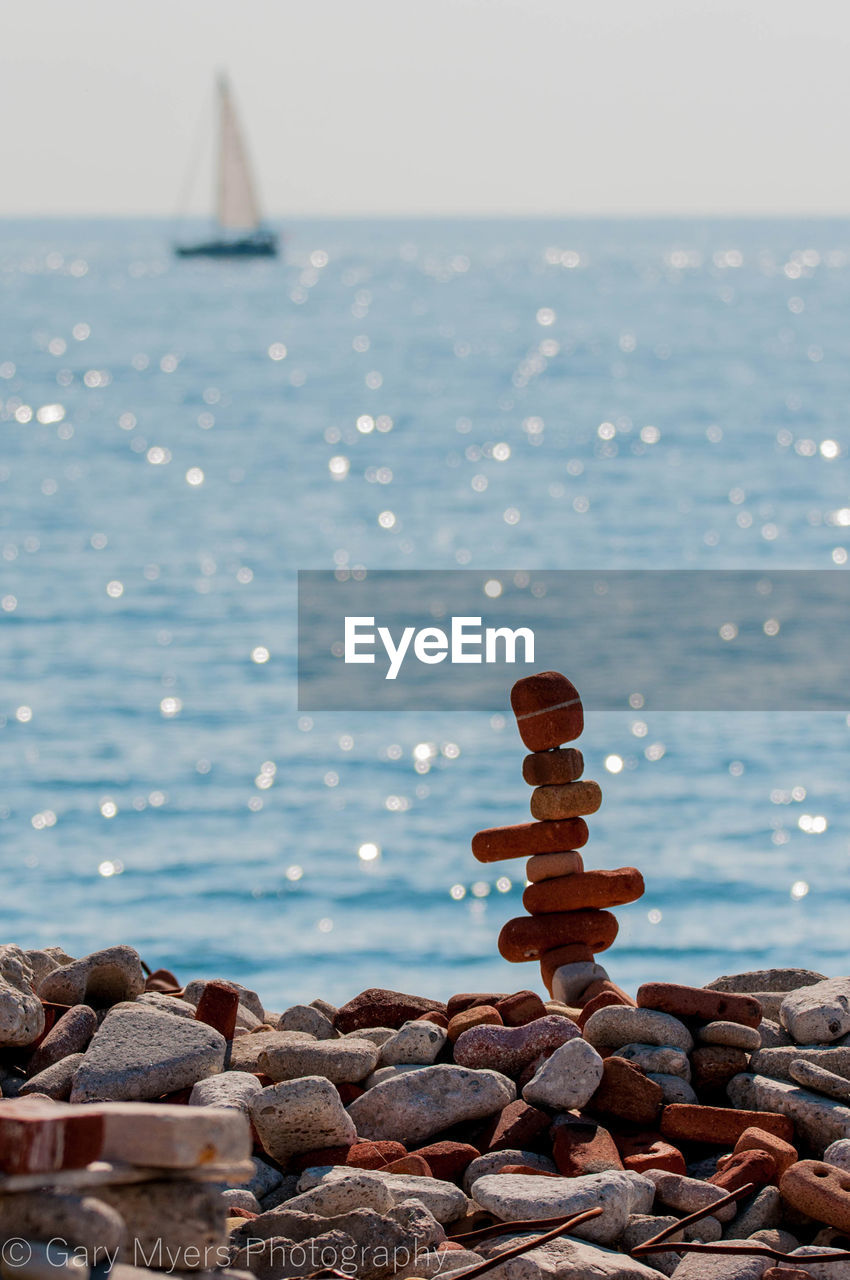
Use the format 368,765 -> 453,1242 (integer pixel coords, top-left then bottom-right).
4,944 -> 850,1279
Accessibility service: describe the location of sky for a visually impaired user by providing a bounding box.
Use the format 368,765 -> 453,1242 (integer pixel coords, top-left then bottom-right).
3,0 -> 850,218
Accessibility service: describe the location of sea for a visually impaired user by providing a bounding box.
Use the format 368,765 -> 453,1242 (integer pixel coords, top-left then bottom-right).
1,217 -> 849,1009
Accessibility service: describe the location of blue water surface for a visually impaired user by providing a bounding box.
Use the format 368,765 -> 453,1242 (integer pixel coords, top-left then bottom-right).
1,217 -> 849,1007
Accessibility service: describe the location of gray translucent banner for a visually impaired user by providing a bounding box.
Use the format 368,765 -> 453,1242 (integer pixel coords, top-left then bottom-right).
297,569 -> 850,711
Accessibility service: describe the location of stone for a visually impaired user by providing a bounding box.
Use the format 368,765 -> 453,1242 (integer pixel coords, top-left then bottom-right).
669,1245 -> 774,1278
481,1232 -> 663,1280
644,1170 -> 736,1222
710,1149 -> 776,1193
638,983 -> 762,1029
590,1056 -> 664,1126
476,1099 -> 551,1151
183,977 -> 264,1022
525,851 -> 585,883
551,1117 -> 623,1176
495,991 -> 549,1027
780,980 -> 850,1045
70,1003 -> 226,1102
346,1140 -> 408,1169
733,1128 -> 798,1178
523,868 -> 643,916
364,1064 -> 427,1089
279,1004 -> 339,1039
137,991 -> 197,1017
243,1154 -> 287,1199
462,1149 -> 557,1194
529,781 -> 603,822
251,1076 -> 356,1165
781,1251 -> 850,1280
622,1139 -> 686,1176
662,1099 -> 794,1146
824,1139 -> 850,1171
584,1005 -> 693,1053
727,1075 -> 850,1155
499,910 -> 619,961
19,1052 -> 84,1100
759,1020 -> 793,1049
96,1178 -> 227,1269
0,1098 -> 104,1173
23,948 -> 62,986
471,1169 -> 654,1245
190,1070 -> 263,1111
522,747 -> 584,787
454,1014 -> 580,1077
283,1171 -> 395,1216
228,1029 -> 314,1073
448,1006 -> 503,1040
648,1074 -> 698,1105
577,991 -> 633,1028
699,1022 -> 762,1052
0,944 -> 46,1048
297,1165 -> 469,1224
706,969 -> 827,994
409,1141 -> 479,1182
194,980 -> 241,1039
622,1214 -> 683,1277
781,1159 -> 850,1230
223,1187 -> 262,1212
750,1045 -> 850,1084
380,1021 -> 447,1064
548,961 -> 609,1005
334,989 -> 446,1033
347,1064 -> 514,1145
617,1044 -> 692,1080
722,1185 -> 781,1239
790,1060 -> 850,1103
38,945 -> 145,1008
691,1047 -> 750,1095
511,671 -> 584,751
349,1026 -> 397,1046
89,1100 -> 251,1167
259,1037 -> 379,1084
472,818 -> 589,863
28,1005 -> 98,1075
233,1229 -> 358,1280
0,1189 -> 123,1256
522,1037 -> 603,1110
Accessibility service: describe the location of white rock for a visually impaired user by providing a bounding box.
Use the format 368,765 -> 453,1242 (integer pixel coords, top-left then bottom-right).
471,1171 -> 654,1245
363,1064 -> 429,1089
379,1021 -> 447,1065
297,1165 -> 470,1224
95,1179 -> 226,1271
584,1006 -> 693,1053
279,1004 -> 339,1039
92,1101 -> 251,1168
228,1029 -> 314,1072
670,1244 -> 773,1277
698,1022 -> 761,1052
823,1138 -> 850,1171
189,1071 -> 263,1111
347,1063 -> 515,1144
617,1044 -> 691,1080
780,978 -> 850,1044
550,962 -> 609,1005
38,945 -> 145,1008
250,1075 -> 356,1164
222,1188 -> 261,1213
347,1027 -> 396,1046
644,1170 -> 736,1222
259,1036 -> 379,1083
647,1073 -> 698,1105
728,1072 -> 850,1155
0,944 -> 46,1048
787,1246 -> 850,1279
522,1037 -> 603,1110
462,1150 -> 557,1195
284,1171 -> 394,1216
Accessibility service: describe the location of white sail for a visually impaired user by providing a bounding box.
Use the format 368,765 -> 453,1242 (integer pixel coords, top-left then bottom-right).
216,75 -> 261,231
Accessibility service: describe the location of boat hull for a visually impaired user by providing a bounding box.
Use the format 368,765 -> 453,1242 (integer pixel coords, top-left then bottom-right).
175,231 -> 278,258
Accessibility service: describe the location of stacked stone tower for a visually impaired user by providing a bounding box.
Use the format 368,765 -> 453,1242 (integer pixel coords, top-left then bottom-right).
471,670 -> 644,1001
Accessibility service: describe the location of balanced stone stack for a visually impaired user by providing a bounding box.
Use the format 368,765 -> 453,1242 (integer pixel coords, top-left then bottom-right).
472,670 -> 645,1004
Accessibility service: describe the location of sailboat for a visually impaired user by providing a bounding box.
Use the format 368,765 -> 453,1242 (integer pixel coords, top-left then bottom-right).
175,74 -> 278,258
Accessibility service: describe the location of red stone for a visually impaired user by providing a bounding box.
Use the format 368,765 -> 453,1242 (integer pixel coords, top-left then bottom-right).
733,1127 -> 797,1179
498,1163 -> 560,1178
476,1100 -> 551,1153
408,1141 -> 479,1182
552,1120 -> 623,1176
336,1083 -> 365,1106
710,1149 -> 776,1192
0,1099 -> 104,1174
447,993 -> 509,1018
194,980 -> 241,1040
523,868 -> 644,916
289,1144 -> 354,1173
28,1005 -> 97,1076
447,1006 -> 503,1042
494,991 -> 548,1027
637,982 -> 762,1029
499,910 -> 619,961
529,781 -> 603,823
346,1140 -> 407,1169
145,969 -> 181,994
472,819 -> 589,864
510,671 -> 584,751
334,988 -> 446,1033
383,1154 -> 432,1176
780,1160 -> 850,1231
623,1142 -> 686,1176
415,1010 -> 449,1028
157,1087 -> 193,1105
588,1057 -> 663,1127
577,992 -> 632,1029
522,748 -> 584,787
580,980 -> 637,1008
661,1104 -> 794,1146
690,1046 -> 750,1098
